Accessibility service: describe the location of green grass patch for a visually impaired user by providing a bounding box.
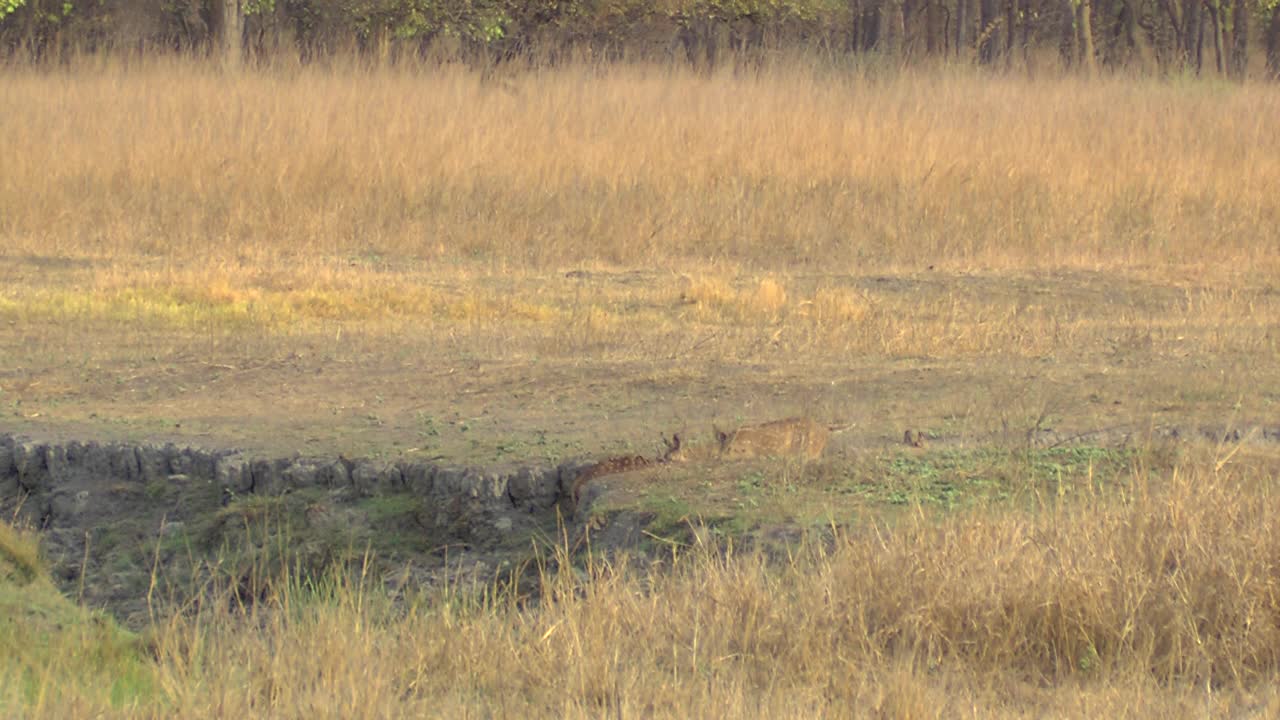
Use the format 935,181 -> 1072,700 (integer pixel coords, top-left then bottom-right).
840,446 -> 1138,510
0,521 -> 157,711
599,446 -> 1142,556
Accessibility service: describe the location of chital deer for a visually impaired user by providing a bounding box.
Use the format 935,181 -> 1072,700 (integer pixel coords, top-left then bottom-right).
572,417 -> 852,515
569,454 -> 654,513
716,417 -> 833,461
663,417 -> 851,463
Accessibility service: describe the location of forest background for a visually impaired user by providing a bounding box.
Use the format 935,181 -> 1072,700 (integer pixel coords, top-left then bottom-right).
2,0 -> 1279,78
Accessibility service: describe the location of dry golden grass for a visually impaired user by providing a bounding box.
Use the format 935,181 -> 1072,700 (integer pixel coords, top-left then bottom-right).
1,59 -> 1278,275
2,59 -> 1278,462
0,60 -> 1276,379
8,451 -> 1280,717
2,59 -> 1276,380
4,256 -> 1278,369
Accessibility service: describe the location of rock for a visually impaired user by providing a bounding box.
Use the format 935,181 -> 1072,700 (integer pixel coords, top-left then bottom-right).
399,462 -> 435,495
250,458 -> 294,495
574,478 -> 608,516
62,440 -> 85,466
506,466 -> 559,512
351,460 -> 404,496
282,461 -> 319,490
315,460 -> 351,488
71,441 -> 115,480
215,455 -> 253,494
110,444 -> 143,482
0,434 -> 14,472
467,470 -> 508,502
0,436 -> 16,497
13,441 -> 50,492
171,448 -> 217,479
42,444 -> 69,484
557,460 -> 594,495
137,444 -> 181,483
430,467 -> 469,497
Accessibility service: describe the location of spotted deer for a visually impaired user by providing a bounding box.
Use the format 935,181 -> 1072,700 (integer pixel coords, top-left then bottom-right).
716,417 -> 833,461
572,417 -> 850,515
663,417 -> 851,463
569,454 -> 654,513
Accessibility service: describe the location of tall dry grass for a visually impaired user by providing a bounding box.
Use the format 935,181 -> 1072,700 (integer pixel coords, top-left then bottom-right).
4,58 -> 1278,377
9,451 -> 1280,718
1,59 -> 1278,277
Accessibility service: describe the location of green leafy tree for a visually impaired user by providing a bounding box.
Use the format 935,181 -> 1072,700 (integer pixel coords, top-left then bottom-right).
0,0 -> 26,22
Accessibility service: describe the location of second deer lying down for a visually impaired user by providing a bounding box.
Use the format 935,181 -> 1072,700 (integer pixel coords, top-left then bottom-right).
663,417 -> 848,463
718,416 -> 833,461
571,417 -> 848,515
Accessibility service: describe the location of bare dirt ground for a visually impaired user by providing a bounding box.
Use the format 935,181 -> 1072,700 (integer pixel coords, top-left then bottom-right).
4,262 -> 1276,465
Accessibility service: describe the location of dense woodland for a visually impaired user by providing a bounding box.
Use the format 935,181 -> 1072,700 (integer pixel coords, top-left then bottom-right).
1,0 -> 1279,76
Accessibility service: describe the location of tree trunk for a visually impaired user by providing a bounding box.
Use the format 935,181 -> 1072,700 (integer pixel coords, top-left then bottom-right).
979,0 -> 998,62
1190,0 -> 1204,71
956,0 -> 970,57
1077,0 -> 1097,74
1115,0 -> 1139,67
865,1 -> 883,51
1159,0 -> 1185,68
1006,0 -> 1018,66
214,0 -> 243,69
1208,0 -> 1226,74
1170,0 -> 1202,70
926,0 -> 942,54
1061,0 -> 1078,66
1022,0 -> 1033,66
1269,5 -> 1280,79
884,0 -> 906,58
848,0 -> 863,52
1230,0 -> 1247,78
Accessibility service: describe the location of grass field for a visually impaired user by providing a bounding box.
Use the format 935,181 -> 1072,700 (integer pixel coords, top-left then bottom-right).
2,58 -> 1280,717
1,59 -> 1277,461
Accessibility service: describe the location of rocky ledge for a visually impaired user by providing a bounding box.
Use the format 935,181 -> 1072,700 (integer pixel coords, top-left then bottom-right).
0,433 -> 588,529
0,433 -> 605,626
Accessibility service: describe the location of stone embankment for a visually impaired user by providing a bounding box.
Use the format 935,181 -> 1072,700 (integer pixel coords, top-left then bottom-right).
1,432 -> 613,625
0,433 -> 586,534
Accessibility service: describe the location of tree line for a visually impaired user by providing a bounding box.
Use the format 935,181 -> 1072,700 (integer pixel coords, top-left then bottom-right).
3,0 -> 1279,76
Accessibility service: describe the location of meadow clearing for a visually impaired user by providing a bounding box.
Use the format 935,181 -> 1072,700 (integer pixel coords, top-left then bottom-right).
2,58 -> 1280,716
